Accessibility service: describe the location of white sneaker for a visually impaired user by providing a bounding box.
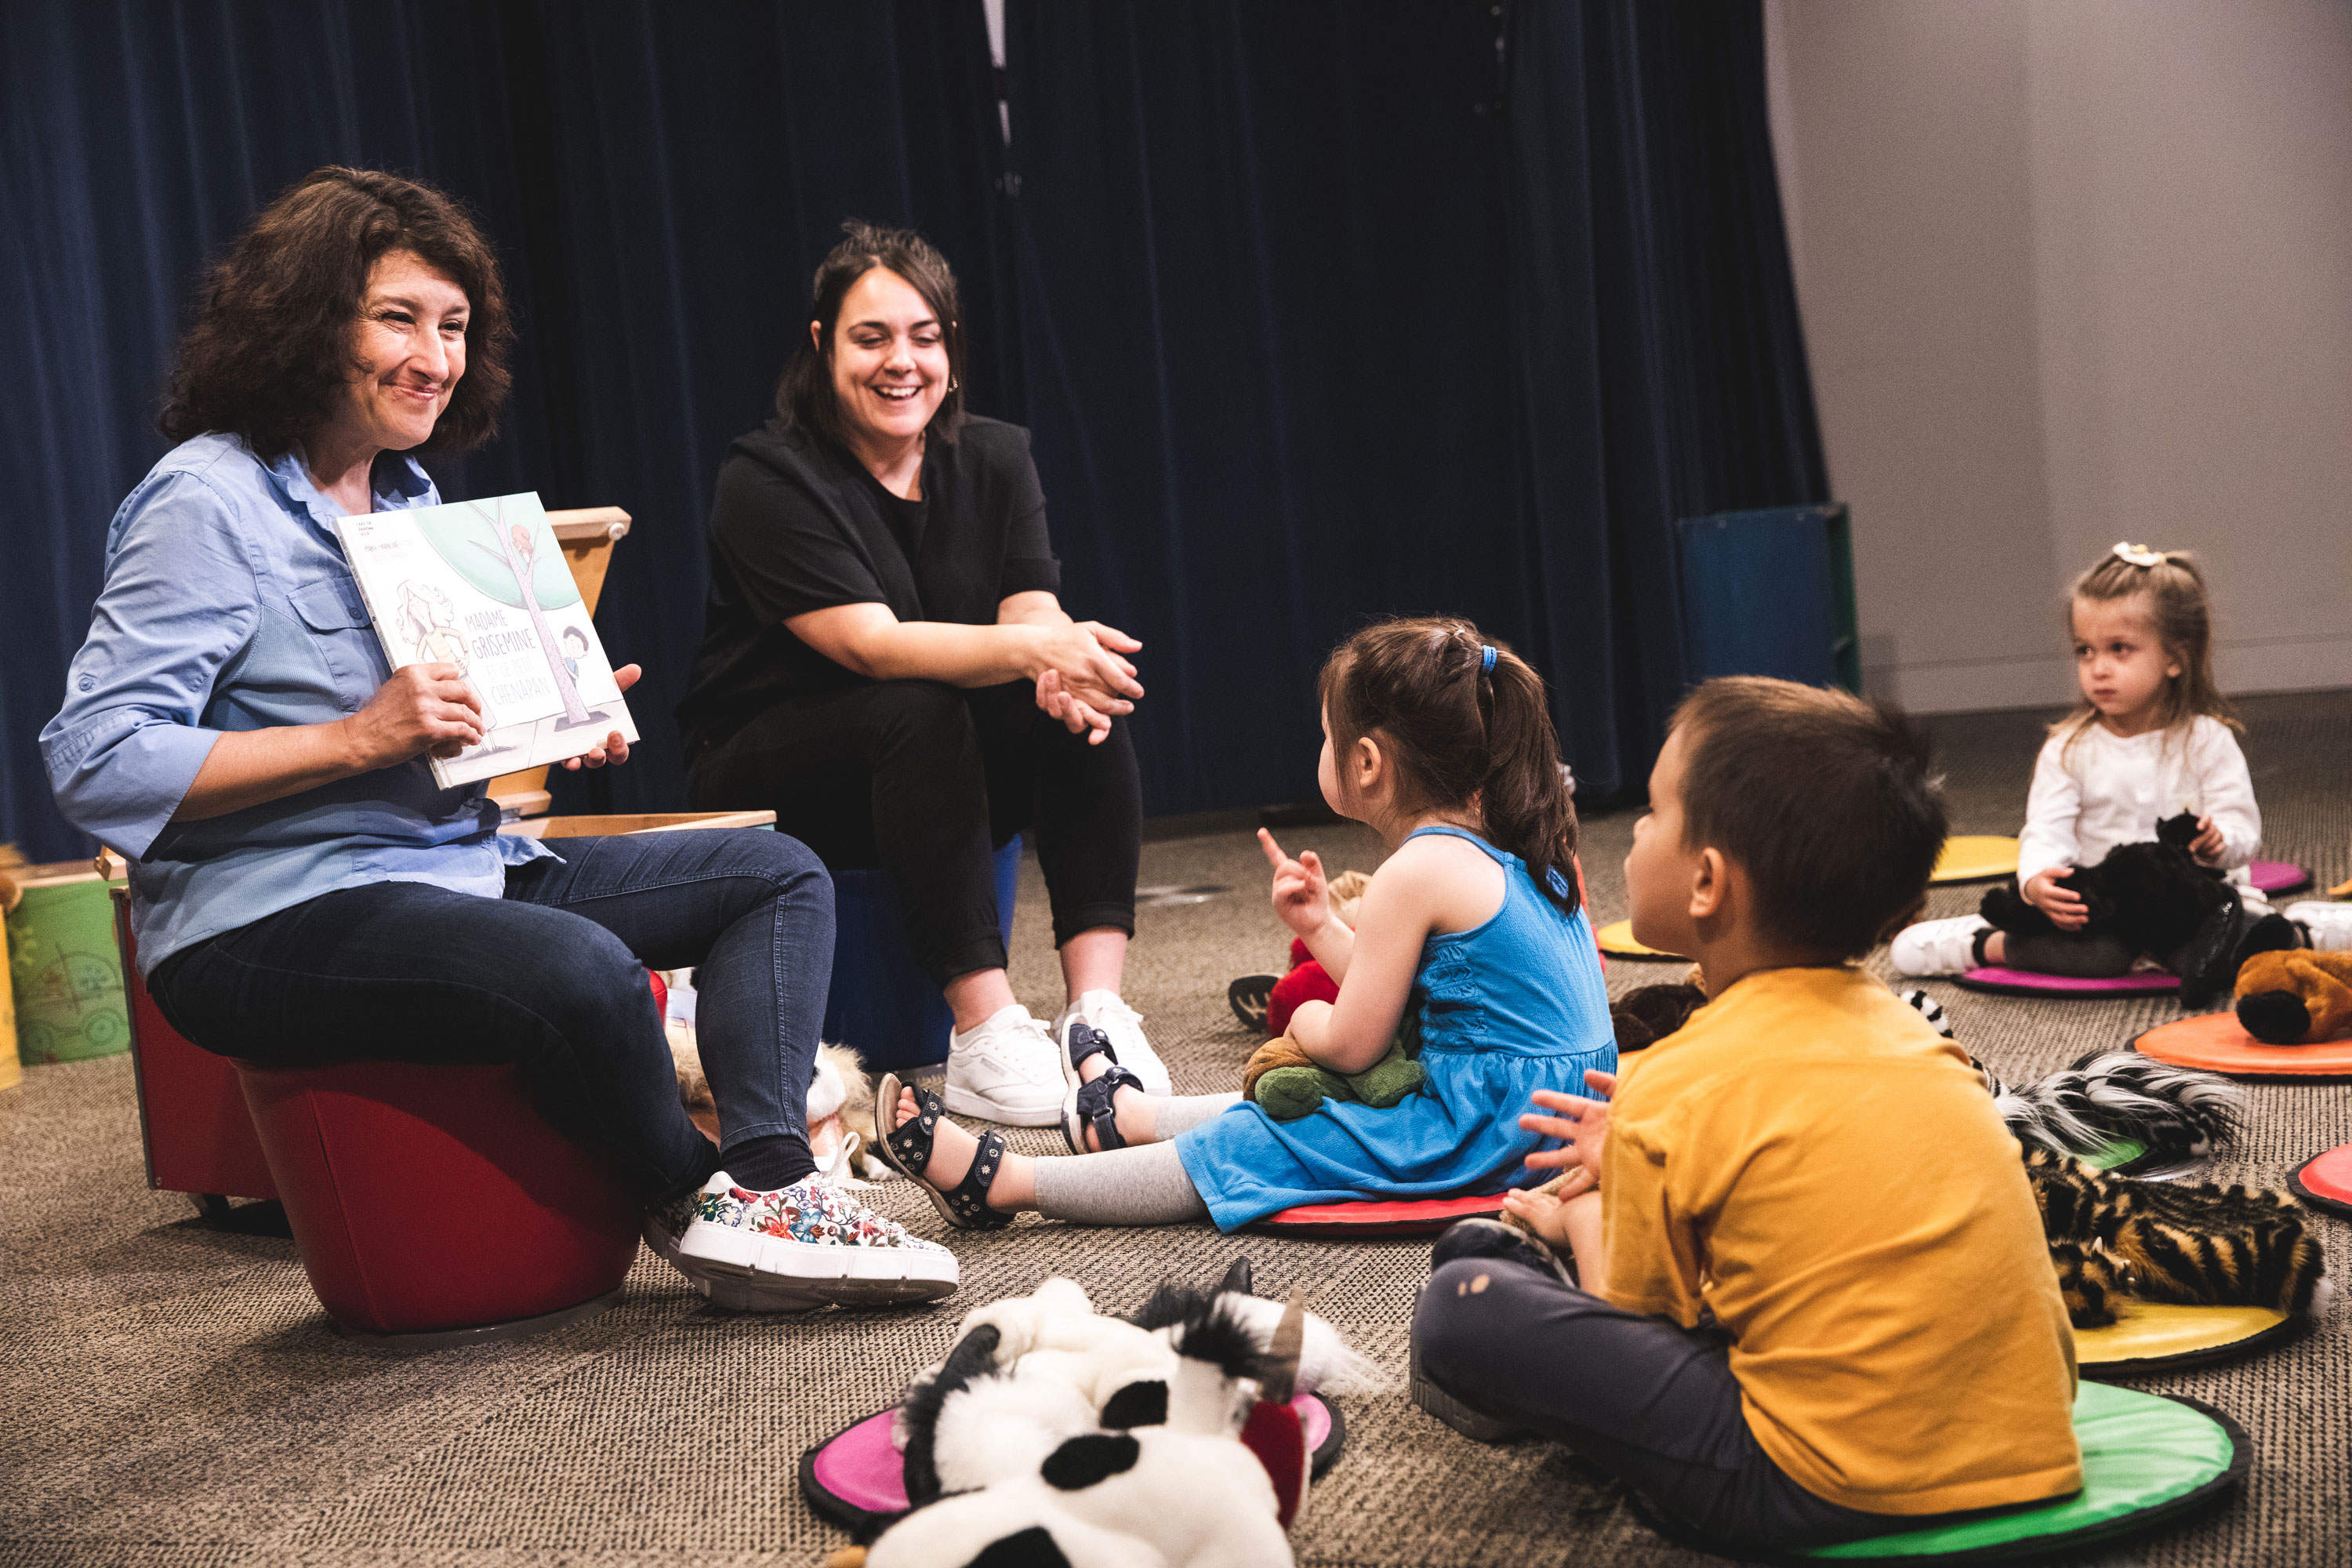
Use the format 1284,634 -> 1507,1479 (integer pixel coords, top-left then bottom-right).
1889,915 -> 1991,976
1054,989 -> 1171,1097
677,1171 -> 956,1310
2284,901 -> 2352,952
942,1004 -> 1067,1125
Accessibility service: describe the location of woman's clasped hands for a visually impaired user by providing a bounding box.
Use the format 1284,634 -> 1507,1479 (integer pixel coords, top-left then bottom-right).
1032,620 -> 1142,744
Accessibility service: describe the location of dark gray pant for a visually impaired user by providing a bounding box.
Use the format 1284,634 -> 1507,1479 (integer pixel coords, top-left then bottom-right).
1412,1257 -> 2045,1549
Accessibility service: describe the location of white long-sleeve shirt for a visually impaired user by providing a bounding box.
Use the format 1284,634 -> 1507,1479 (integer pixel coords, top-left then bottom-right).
2014,716 -> 2261,893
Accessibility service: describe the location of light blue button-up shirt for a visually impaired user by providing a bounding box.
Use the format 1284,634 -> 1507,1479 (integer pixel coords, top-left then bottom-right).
42,432 -> 552,975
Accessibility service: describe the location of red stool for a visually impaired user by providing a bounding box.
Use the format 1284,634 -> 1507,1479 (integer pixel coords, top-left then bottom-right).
236,1058 -> 642,1346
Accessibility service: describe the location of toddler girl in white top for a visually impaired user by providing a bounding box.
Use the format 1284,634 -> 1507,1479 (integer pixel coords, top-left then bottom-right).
1895,544 -> 2346,981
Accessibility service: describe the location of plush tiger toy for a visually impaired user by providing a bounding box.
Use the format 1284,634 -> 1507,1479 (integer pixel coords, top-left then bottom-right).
2024,1148 -> 2330,1327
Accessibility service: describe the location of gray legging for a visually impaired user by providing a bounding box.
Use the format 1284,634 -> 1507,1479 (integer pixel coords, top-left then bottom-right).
1028,1092 -> 1239,1225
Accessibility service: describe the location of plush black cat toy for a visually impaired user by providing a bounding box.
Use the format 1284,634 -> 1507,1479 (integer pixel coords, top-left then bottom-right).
1976,811 -> 2288,1005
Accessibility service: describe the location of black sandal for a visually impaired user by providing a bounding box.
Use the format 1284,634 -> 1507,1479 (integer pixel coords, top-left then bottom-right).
873,1073 -> 1017,1231
1061,1061 -> 1146,1155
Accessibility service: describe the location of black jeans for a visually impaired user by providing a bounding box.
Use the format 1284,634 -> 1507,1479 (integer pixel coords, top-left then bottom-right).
149,829 -> 833,1207
686,679 -> 1140,986
1413,1258 -> 2046,1550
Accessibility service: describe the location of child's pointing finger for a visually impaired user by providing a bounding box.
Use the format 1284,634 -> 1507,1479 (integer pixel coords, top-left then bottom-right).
1257,827 -> 1291,870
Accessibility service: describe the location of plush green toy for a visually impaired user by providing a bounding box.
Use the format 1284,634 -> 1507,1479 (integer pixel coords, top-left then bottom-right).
1240,1000 -> 1425,1121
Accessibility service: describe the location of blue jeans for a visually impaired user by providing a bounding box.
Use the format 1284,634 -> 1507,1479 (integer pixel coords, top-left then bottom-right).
149,829 -> 833,1206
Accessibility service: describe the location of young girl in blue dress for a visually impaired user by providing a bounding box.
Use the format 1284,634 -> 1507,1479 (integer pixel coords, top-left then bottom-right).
873,616 -> 1617,1232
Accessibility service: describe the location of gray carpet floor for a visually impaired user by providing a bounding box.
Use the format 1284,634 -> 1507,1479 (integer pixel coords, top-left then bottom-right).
4,690 -> 2348,1568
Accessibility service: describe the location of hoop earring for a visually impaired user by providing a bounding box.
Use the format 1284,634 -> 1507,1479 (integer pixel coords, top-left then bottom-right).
948,377 -> 960,392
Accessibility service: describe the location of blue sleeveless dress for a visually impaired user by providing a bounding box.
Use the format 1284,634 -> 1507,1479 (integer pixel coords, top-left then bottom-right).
1174,827 -> 1617,1231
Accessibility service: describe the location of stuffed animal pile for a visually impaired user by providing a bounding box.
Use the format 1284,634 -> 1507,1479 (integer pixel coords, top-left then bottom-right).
854,1267 -> 1377,1568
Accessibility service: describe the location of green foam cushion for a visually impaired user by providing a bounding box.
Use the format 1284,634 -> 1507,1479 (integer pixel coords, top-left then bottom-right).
1798,1382 -> 2242,1561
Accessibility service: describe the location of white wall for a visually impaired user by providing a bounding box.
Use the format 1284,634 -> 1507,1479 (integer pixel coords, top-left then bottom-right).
1766,0 -> 2352,713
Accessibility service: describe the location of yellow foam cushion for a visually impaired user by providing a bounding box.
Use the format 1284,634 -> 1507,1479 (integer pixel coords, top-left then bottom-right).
2074,1301 -> 2290,1370
1596,920 -> 1687,960
1931,835 -> 2020,884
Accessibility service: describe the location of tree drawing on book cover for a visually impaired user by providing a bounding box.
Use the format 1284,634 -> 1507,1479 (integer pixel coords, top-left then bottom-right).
412,496 -> 607,730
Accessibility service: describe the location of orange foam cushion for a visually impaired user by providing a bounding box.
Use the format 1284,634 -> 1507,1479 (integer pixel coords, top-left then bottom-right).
2133,1013 -> 2352,1079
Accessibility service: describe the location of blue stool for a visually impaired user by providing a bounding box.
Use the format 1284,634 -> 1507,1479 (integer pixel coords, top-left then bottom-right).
822,837 -> 1022,1073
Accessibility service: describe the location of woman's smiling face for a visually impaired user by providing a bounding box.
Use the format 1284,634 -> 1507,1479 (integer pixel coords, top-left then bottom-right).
341,249 -> 468,453
821,265 -> 948,451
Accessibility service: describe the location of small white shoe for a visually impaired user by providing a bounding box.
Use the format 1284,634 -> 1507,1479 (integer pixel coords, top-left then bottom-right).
942,1004 -> 1068,1126
2284,901 -> 2352,952
1054,989 -> 1171,1097
1889,915 -> 1991,976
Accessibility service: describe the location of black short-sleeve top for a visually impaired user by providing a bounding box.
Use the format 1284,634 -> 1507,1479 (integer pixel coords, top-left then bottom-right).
677,416 -> 1062,756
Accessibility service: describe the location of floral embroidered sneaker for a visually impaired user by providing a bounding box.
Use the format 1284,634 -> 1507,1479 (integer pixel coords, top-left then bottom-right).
671,1171 -> 958,1311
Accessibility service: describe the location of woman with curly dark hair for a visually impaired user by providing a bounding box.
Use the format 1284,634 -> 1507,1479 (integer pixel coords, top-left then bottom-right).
42,169 -> 953,1313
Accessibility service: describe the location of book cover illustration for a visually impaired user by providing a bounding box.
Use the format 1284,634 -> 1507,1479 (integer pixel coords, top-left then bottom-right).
336,492 -> 637,789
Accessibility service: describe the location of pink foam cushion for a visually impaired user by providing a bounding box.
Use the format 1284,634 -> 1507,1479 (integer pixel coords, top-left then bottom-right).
1955,966 -> 2179,997
2249,860 -> 2311,895
808,1396 -> 1337,1520
2291,1143 -> 2352,1218
1254,1192 -> 1508,1237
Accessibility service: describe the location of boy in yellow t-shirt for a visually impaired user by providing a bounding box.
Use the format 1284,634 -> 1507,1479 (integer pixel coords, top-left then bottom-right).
1411,677 -> 2080,1551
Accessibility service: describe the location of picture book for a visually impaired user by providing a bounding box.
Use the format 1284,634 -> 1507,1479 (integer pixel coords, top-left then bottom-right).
335,492 -> 638,790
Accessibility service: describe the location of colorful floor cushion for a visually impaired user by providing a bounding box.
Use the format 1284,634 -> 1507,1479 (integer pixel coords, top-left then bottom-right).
1634,1382 -> 2247,1565
1929,836 -> 2020,884
1596,920 -> 1686,960
2078,1138 -> 2147,1174
1250,1193 -> 1508,1238
2074,1301 -> 2299,1377
1955,967 -> 2178,998
799,1394 -> 1344,1537
2248,860 -> 2311,896
2133,1013 -> 2352,1079
2288,1142 -> 2352,1220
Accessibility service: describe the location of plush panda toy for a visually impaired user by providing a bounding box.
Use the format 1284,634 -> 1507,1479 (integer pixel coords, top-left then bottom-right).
856,1266 -> 1376,1568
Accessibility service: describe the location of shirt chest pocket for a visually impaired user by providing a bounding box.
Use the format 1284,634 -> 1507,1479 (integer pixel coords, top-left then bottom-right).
290,577 -> 390,713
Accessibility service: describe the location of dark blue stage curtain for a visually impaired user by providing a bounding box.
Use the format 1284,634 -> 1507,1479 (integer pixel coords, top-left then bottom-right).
998,0 -> 1827,814
0,0 -> 1819,863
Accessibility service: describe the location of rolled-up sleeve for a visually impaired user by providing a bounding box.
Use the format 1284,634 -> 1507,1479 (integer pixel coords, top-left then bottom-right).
42,474 -> 259,858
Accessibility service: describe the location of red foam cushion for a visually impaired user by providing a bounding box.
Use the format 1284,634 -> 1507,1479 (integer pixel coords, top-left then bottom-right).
1254,1192 -> 1507,1237
236,1060 -> 640,1334
1955,966 -> 2178,997
2135,1014 -> 2352,1080
2291,1142 -> 2352,1218
2249,860 -> 2311,895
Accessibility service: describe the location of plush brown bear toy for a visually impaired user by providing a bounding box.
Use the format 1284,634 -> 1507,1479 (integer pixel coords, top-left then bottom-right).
2234,948 -> 2352,1044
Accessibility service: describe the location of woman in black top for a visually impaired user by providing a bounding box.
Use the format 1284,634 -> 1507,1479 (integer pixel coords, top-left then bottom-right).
680,223 -> 1166,1127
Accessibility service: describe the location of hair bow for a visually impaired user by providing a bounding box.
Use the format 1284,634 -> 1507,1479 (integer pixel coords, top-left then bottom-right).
2111,541 -> 2169,568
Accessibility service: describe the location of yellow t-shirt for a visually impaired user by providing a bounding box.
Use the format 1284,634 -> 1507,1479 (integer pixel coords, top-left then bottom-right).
1601,965 -> 2082,1517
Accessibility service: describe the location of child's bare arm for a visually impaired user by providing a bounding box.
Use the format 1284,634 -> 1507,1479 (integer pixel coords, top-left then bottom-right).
1291,836 -> 1496,1075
